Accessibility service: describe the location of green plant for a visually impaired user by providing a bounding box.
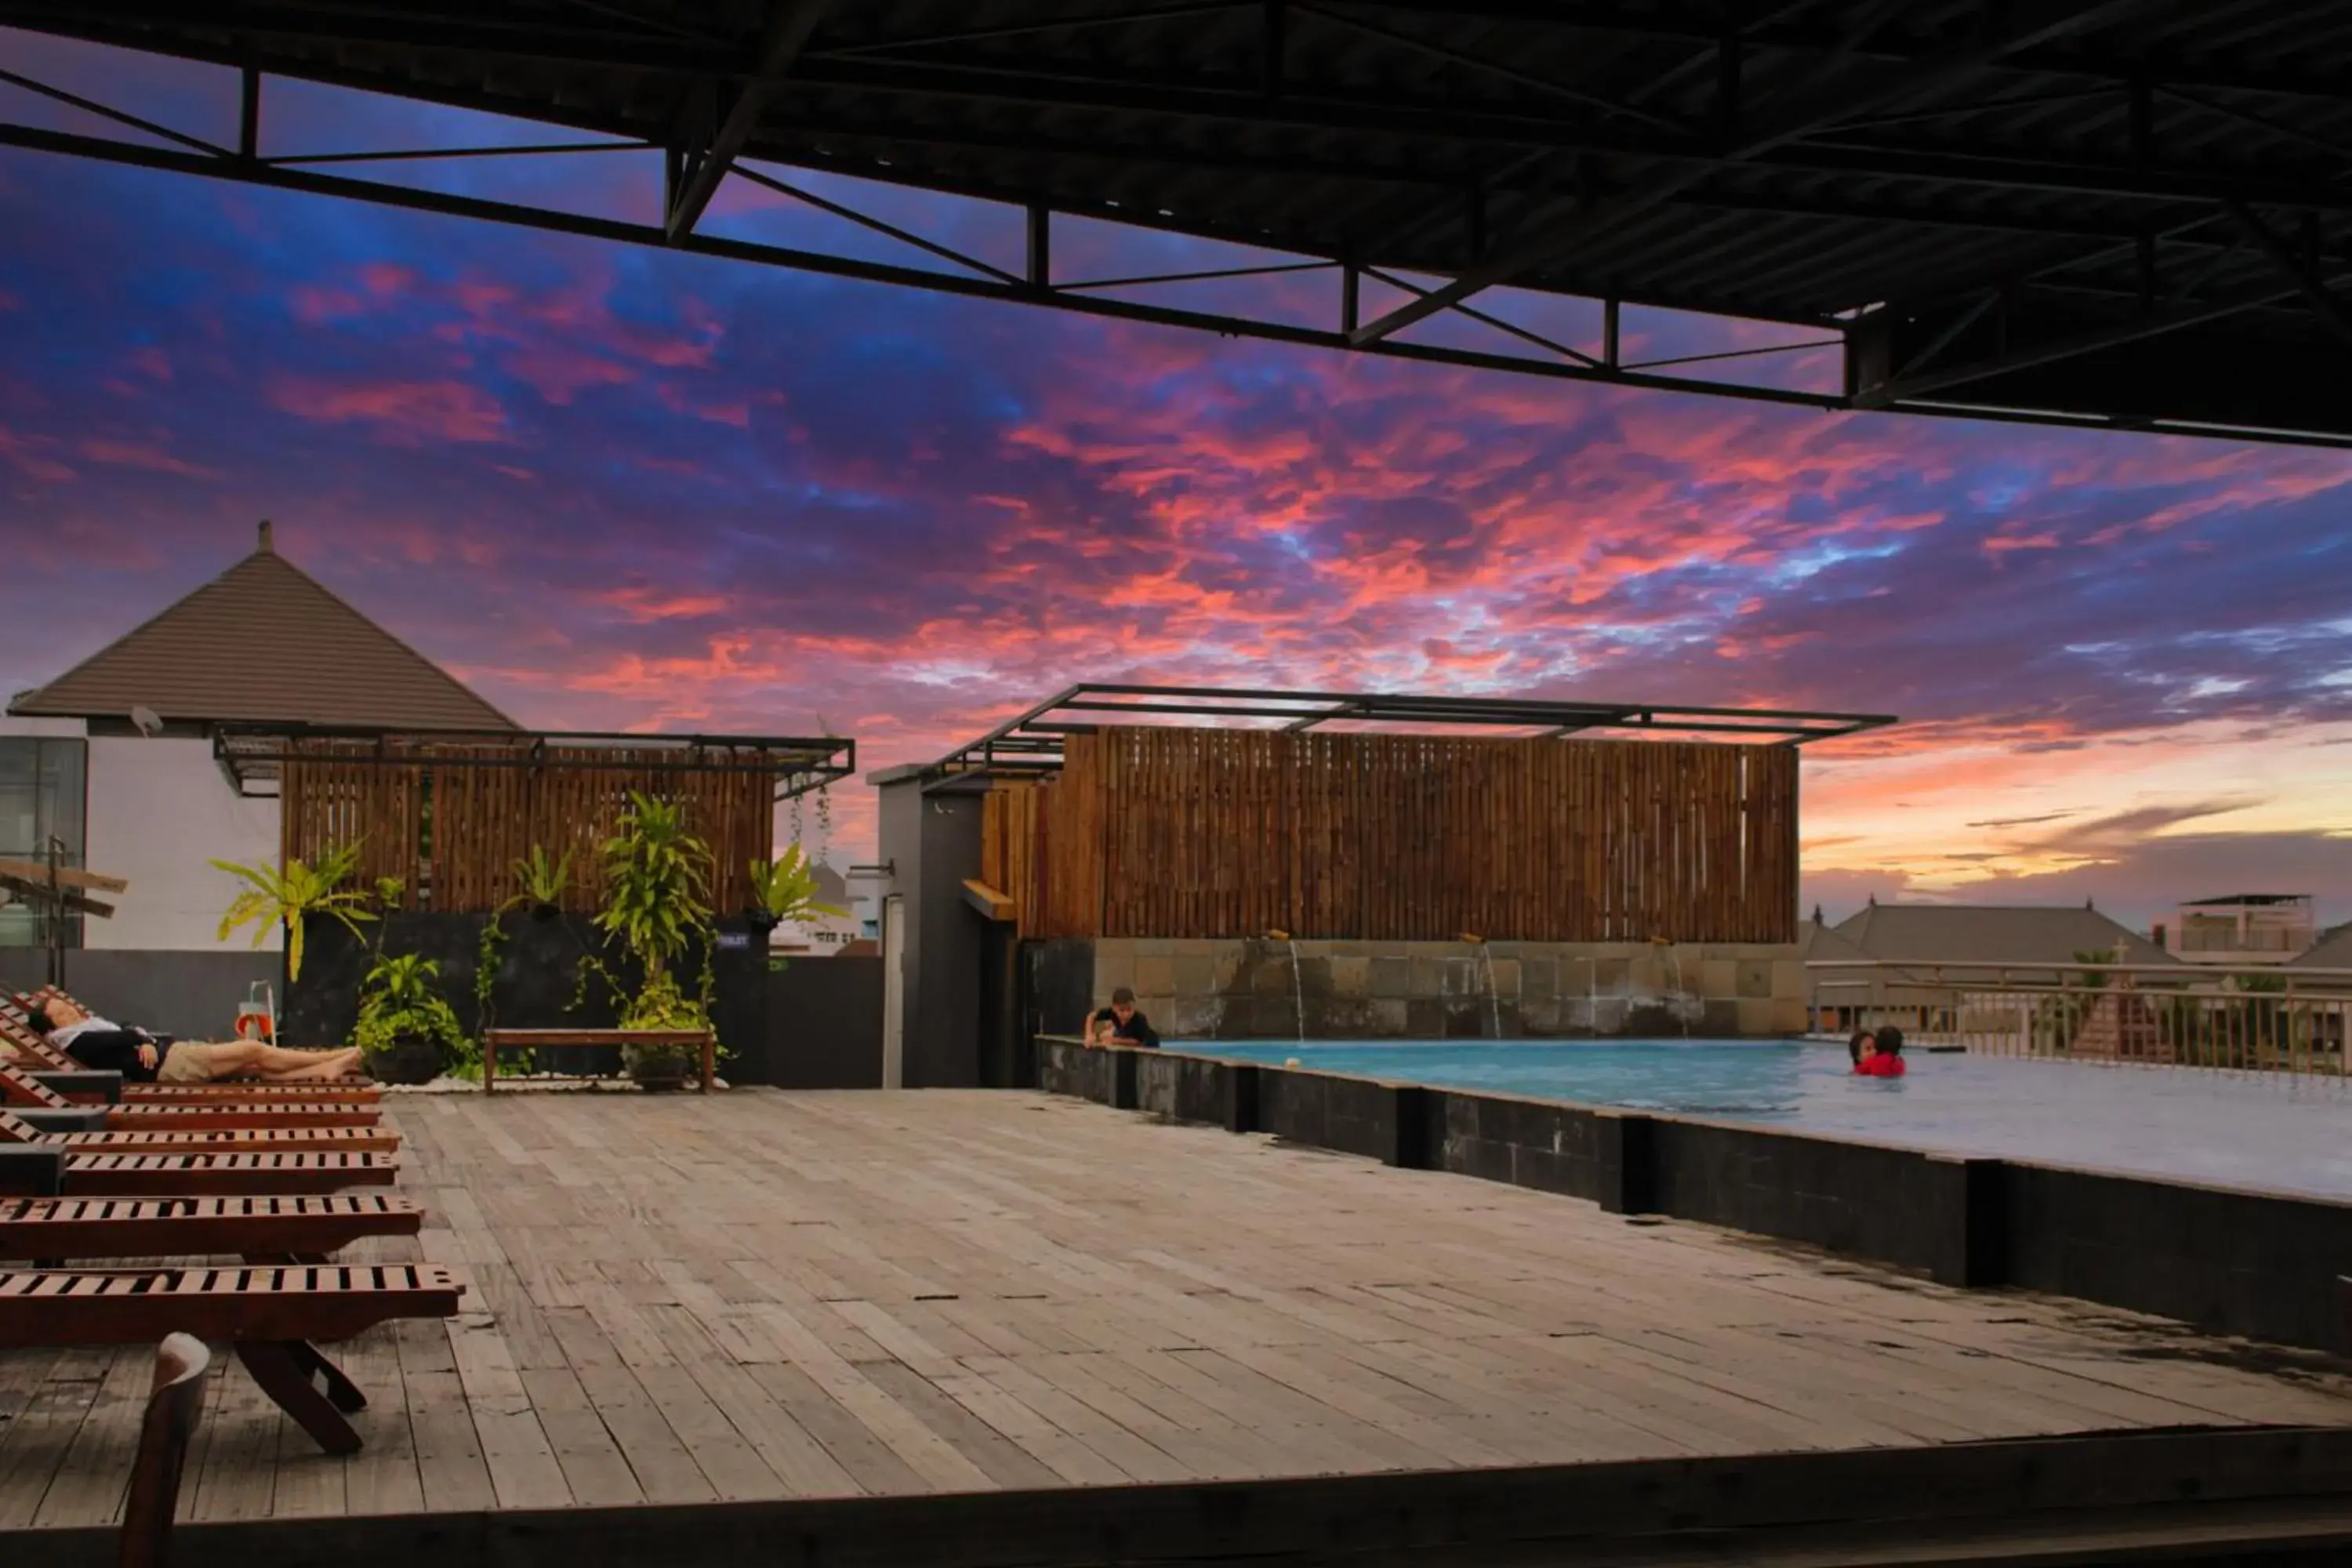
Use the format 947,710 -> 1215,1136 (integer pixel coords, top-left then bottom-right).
514,844 -> 575,910
746,842 -> 849,927
354,952 -> 474,1078
594,793 -> 711,982
212,840 -> 375,984
589,792 -> 720,1078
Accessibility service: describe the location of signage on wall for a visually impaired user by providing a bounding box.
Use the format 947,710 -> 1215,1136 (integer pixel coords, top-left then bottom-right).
715,931 -> 753,951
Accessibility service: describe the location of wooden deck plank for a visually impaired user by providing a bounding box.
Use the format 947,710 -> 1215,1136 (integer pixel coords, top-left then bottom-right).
3,1087 -> 2350,1533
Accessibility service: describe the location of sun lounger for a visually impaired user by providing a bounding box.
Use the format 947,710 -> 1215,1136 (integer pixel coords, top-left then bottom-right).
0,1192 -> 425,1264
2,1065 -> 380,1130
48,1150 -> 401,1198
119,1334 -> 209,1568
0,1004 -> 378,1099
0,1262 -> 466,1452
0,1109 -> 397,1156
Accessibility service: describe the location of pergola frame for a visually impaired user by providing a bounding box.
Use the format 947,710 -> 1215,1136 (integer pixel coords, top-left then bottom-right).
212,724 -> 855,800
925,683 -> 1895,779
2,2 -> 2350,445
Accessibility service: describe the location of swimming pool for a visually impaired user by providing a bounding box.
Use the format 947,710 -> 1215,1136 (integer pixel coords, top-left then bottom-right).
1198,1040 -> 2352,1200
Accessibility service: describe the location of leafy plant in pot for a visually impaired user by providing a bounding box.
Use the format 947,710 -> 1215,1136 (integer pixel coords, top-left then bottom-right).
212,840 -> 376,985
745,842 -> 848,937
514,844 -> 574,923
593,792 -> 716,1091
354,953 -> 473,1085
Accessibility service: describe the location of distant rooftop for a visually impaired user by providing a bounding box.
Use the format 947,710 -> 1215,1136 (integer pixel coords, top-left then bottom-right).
2180,894 -> 2313,907
888,683 -> 1898,782
8,521 -> 517,732
1835,902 -> 2169,969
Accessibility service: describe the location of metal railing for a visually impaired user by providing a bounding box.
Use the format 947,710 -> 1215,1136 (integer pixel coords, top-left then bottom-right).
1809,959 -> 2352,1080
2174,926 -> 2310,954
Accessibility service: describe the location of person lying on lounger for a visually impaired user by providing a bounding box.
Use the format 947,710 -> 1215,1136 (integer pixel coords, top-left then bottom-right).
27,997 -> 365,1085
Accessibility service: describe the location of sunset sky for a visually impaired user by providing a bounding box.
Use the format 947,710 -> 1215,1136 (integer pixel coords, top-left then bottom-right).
2,29 -> 2349,930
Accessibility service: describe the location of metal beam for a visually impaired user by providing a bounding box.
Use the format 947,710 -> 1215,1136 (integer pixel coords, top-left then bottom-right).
1345,0 -> 2161,344
666,0 -> 837,241
2223,200 -> 2352,351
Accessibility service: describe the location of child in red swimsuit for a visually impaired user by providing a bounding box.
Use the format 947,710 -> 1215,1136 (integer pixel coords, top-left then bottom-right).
1856,1025 -> 1907,1078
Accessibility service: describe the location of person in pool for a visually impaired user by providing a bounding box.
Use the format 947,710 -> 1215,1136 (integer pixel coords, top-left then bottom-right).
1855,1024 -> 1907,1078
1088,987 -> 1161,1049
1848,1028 -> 1874,1069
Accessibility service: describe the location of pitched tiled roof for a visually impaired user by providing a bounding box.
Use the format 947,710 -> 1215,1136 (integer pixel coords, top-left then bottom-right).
1833,902 -> 2169,967
8,522 -> 517,731
2288,924 -> 2352,970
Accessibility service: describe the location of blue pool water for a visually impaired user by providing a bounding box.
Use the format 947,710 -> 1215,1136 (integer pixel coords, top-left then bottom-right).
1200,1040 -> 2352,1200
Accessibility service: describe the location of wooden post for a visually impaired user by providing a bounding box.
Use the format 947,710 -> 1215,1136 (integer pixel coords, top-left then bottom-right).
483,1033 -> 498,1094
700,1031 -> 715,1094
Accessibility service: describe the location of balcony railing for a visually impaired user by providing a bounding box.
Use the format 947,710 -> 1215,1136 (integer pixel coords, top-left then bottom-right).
1809,959 -> 2352,1079
2174,926 -> 2309,954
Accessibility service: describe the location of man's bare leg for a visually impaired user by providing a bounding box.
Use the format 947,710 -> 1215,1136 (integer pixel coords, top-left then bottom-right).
183,1041 -> 368,1080
273,1048 -> 367,1083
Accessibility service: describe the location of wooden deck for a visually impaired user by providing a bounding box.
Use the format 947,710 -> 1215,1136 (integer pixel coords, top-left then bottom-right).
5,1088 -> 2352,1531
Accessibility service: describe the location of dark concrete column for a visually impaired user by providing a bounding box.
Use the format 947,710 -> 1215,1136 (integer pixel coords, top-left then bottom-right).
1111,1047 -> 1139,1111
30,1070 -> 119,1103
1926,1155 -> 2009,1287
1387,1084 -> 1432,1170
0,1146 -> 65,1196
1225,1063 -> 1259,1134
1596,1111 -> 1657,1215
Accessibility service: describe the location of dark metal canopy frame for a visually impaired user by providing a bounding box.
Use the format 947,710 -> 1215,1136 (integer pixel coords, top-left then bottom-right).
916,682 -> 1896,780
212,724 -> 856,799
2,3 -> 2350,446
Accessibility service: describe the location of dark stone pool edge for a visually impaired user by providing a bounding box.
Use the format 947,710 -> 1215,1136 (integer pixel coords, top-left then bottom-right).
1037,1035 -> 2352,1358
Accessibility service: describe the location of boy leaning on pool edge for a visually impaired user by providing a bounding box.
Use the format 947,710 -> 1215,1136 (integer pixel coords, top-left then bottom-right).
1087,987 -> 1162,1049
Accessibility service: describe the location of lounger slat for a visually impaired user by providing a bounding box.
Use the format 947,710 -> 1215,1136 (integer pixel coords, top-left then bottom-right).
0,1263 -> 465,1344
64,1151 -> 401,1196
0,1192 -> 425,1260
43,1127 -> 401,1155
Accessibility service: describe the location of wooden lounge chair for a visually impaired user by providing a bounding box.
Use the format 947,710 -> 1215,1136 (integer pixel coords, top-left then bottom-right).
48,1150 -> 401,1198
0,1007 -> 378,1102
0,1193 -> 426,1265
119,1334 -> 209,1568
0,1109 -> 398,1156
0,1262 -> 466,1453
1,1065 -> 381,1130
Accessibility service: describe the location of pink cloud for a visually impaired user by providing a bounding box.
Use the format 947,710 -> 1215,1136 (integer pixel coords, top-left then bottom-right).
266,376 -> 510,444
75,437 -> 217,478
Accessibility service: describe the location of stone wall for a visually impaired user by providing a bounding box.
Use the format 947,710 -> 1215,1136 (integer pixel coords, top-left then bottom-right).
1087,936 -> 1808,1040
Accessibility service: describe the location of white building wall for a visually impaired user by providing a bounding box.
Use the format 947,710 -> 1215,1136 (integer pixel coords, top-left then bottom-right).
84,735 -> 281,952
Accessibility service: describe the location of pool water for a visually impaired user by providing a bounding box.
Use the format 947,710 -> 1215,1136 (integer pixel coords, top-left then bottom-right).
1200,1040 -> 2352,1200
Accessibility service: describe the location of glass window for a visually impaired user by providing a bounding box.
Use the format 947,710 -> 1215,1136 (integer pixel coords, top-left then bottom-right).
0,737 -> 89,949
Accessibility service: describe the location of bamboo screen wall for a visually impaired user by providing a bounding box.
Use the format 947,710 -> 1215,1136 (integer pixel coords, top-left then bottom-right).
978,727 -> 1798,944
279,742 -> 776,915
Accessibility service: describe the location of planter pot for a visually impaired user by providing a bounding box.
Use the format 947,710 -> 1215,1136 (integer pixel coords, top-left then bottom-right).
745,910 -> 779,935
623,1045 -> 696,1092
364,1035 -> 444,1087
530,902 -> 561,924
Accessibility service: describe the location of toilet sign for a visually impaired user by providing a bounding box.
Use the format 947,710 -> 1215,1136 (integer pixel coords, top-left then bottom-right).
716,931 -> 753,951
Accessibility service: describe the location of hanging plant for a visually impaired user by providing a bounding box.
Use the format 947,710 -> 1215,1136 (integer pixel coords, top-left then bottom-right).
212,840 -> 375,984
513,843 -> 575,922
591,791 -> 717,1087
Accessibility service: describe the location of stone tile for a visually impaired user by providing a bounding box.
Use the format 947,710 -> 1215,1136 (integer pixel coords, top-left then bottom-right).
1408,955 -> 1446,997
1699,958 -> 1738,999
1771,959 -> 1807,1000
1444,956 -> 1478,998
1211,946 -> 1246,995
1133,938 -> 1173,958
1370,956 -> 1412,999
1592,956 -> 1630,997
1172,953 -> 1216,998
1134,954 -> 1175,997
1095,946 -> 1136,996
1700,998 -> 1741,1036
1171,938 -> 1221,958
1142,996 -> 1176,1030
1171,995 -> 1226,1039
1253,956 -> 1298,996
1366,998 -> 1410,1036
1520,996 -> 1563,1035
1770,996 -> 1809,1036
1737,998 -> 1776,1036
1629,956 -> 1665,995
1405,998 -> 1447,1036
1522,956 -> 1558,1004
1328,955 -> 1370,998
1737,959 -> 1773,1000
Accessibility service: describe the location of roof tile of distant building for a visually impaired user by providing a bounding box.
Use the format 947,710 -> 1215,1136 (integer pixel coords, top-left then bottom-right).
7,521 -> 517,731
1833,902 -> 2169,967
2180,893 -> 2311,906
2288,924 -> 2352,970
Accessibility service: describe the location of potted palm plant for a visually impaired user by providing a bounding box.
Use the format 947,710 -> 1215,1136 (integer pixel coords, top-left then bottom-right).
593,792 -> 715,1091
745,843 -> 848,937
212,840 -> 376,984
353,952 -> 472,1085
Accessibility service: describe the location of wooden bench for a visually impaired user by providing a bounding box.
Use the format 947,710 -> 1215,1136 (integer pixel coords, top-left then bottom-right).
0,1262 -> 466,1452
0,1193 -> 425,1263
483,1028 -> 716,1094
1,1065 -> 379,1129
